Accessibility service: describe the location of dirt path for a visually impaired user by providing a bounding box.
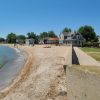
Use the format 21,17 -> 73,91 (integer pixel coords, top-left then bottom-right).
1,45 -> 68,100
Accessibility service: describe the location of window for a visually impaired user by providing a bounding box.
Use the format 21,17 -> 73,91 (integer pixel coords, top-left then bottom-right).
77,35 -> 80,39
64,36 -> 67,39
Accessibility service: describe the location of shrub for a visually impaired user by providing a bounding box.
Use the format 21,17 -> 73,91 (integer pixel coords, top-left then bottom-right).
83,42 -> 99,47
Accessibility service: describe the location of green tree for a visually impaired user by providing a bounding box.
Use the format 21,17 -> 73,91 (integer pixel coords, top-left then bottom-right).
17,35 -> 26,40
27,32 -> 36,39
78,25 -> 97,42
0,38 -> 5,42
62,27 -> 71,32
27,32 -> 39,44
7,33 -> 16,43
48,31 -> 57,38
39,32 -> 48,39
16,35 -> 26,44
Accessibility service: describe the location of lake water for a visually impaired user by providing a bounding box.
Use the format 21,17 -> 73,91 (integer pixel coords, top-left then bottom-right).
0,45 -> 26,90
0,46 -> 16,68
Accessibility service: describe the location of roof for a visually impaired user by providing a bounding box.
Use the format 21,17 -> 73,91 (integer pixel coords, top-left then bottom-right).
61,32 -> 75,36
61,32 -> 85,41
47,38 -> 59,40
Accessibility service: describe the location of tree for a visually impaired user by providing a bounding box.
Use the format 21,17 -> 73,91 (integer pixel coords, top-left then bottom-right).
16,35 -> 26,44
17,35 -> 26,40
39,31 -> 57,39
48,31 -> 57,38
62,27 -> 71,32
27,32 -> 36,39
7,33 -> 16,43
39,32 -> 48,39
78,25 -> 97,42
0,38 -> 5,42
27,32 -> 39,44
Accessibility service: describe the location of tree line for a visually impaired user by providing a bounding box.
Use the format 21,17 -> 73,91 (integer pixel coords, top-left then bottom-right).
0,25 -> 99,46
4,30 -> 57,44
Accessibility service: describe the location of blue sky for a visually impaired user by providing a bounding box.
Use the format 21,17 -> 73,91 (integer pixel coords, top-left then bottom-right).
0,0 -> 100,38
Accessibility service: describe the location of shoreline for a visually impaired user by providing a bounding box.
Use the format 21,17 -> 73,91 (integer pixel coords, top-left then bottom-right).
0,45 -> 33,99
0,45 -> 26,90
0,45 -> 69,100
0,45 -> 17,69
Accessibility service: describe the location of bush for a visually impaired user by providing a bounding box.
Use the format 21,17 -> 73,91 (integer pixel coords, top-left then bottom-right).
83,42 -> 99,47
93,42 -> 99,47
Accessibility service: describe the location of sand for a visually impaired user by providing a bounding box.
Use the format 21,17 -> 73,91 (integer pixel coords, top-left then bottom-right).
0,45 -> 69,100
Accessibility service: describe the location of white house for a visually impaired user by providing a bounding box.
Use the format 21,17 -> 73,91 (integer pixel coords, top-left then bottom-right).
25,39 -> 34,46
59,32 -> 85,46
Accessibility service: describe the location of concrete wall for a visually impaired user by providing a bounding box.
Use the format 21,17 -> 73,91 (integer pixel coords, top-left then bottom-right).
66,45 -> 72,65
66,45 -> 79,65
66,66 -> 100,100
74,47 -> 100,66
72,47 -> 79,65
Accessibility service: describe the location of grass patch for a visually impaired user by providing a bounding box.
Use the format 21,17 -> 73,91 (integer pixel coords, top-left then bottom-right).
81,47 -> 100,52
81,47 -> 100,61
87,53 -> 100,61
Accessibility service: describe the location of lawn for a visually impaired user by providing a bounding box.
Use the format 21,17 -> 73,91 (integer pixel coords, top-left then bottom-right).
81,47 -> 100,61
87,53 -> 100,61
81,47 -> 100,52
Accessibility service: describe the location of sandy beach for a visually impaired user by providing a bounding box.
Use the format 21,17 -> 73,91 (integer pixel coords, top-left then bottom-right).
0,45 -> 69,100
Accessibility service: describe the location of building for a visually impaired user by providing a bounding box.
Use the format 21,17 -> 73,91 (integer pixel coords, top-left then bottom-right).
98,36 -> 100,43
97,36 -> 100,46
25,39 -> 34,46
59,32 -> 85,46
39,37 -> 59,44
46,38 -> 59,44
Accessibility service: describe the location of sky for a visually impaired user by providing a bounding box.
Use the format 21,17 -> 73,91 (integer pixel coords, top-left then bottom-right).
0,0 -> 100,38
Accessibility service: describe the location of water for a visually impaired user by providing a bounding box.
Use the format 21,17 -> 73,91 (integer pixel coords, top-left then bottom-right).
0,45 -> 26,90
0,46 -> 16,68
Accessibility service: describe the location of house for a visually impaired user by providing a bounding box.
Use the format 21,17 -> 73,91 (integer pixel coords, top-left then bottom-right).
46,38 -> 59,44
59,32 -> 85,46
97,36 -> 100,43
39,37 -> 59,44
25,39 -> 34,46
97,36 -> 100,46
